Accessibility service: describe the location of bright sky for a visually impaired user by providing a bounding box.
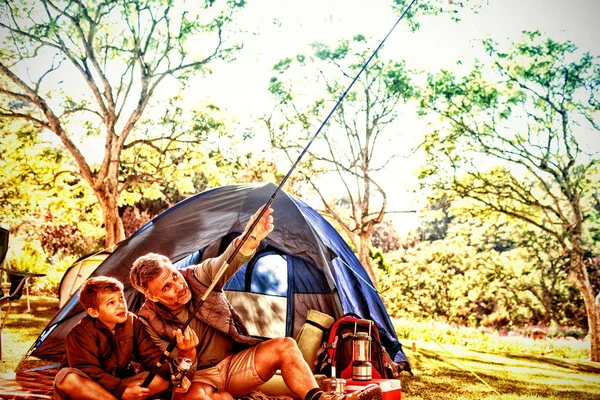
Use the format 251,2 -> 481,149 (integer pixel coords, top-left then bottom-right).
180,0 -> 599,234
194,0 -> 600,110
47,0 -> 598,235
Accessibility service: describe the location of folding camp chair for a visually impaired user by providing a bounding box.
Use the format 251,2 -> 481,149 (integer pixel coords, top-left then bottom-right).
0,227 -> 45,361
0,269 -> 45,361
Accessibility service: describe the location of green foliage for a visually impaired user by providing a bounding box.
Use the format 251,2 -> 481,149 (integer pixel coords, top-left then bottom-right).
4,239 -> 46,275
415,30 -> 599,359
391,0 -> 486,31
266,34 -> 419,283
0,124 -> 104,257
312,40 -> 350,61
370,247 -> 390,274
416,196 -> 455,241
394,318 -> 590,360
381,211 -> 585,329
35,253 -> 77,296
119,98 -> 244,208
2,236 -> 78,295
384,236 -> 486,326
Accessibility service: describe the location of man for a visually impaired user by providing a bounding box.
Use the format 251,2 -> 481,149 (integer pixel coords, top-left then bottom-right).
130,205 -> 382,400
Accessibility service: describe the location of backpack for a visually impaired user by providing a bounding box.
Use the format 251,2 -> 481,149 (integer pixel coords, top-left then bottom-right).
314,313 -> 401,380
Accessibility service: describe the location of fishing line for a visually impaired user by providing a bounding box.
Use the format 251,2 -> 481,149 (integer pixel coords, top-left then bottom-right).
142,0 -> 418,387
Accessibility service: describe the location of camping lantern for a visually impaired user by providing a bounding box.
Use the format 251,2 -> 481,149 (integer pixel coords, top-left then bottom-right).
351,330 -> 372,381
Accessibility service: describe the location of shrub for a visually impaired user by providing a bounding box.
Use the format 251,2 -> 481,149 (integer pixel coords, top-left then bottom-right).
393,317 -> 590,360
3,236 -> 76,296
32,254 -> 78,296
5,237 -> 46,275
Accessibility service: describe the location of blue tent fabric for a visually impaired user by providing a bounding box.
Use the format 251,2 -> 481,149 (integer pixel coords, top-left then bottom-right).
26,182 -> 409,371
290,196 -> 404,361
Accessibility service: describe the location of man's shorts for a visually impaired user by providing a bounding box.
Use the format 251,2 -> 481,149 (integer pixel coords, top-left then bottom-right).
53,367 -> 149,400
191,344 -> 266,397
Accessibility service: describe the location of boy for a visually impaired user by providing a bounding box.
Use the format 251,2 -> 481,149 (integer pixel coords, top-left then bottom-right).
54,276 -> 193,400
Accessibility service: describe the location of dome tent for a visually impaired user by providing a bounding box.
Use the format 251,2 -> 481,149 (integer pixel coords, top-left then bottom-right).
58,251 -> 111,308
26,182 -> 410,373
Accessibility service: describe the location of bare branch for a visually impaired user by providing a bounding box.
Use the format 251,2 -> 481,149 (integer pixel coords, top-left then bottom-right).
0,61 -> 95,184
0,111 -> 50,129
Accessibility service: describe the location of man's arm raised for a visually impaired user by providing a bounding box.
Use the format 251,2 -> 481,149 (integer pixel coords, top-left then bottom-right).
239,205 -> 274,256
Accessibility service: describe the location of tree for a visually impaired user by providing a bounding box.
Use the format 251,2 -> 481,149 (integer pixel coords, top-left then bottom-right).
416,196 -> 454,242
391,0 -> 486,31
0,0 -> 245,246
0,121 -> 103,257
383,213 -> 585,329
266,35 -> 417,287
511,227 -> 585,327
418,31 -> 600,359
371,219 -> 402,253
118,99 -> 247,202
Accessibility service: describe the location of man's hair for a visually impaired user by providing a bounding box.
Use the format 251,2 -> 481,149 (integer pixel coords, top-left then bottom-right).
130,253 -> 171,292
80,276 -> 124,310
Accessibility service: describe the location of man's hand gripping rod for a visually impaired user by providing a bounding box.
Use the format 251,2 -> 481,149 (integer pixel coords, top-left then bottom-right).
141,0 -> 416,388
141,201 -> 276,388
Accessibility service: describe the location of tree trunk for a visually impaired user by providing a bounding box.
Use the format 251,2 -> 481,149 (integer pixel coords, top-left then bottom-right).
568,252 -> 600,362
595,293 -> 600,361
579,280 -> 600,362
359,239 -> 378,289
95,178 -> 125,248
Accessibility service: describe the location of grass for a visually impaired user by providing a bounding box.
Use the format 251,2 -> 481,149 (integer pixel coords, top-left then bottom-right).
0,295 -> 60,373
401,340 -> 600,399
393,318 -> 591,360
1,296 -> 600,399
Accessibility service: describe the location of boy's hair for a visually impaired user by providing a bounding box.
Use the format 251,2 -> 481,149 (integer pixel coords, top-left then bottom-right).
129,253 -> 171,293
80,276 -> 124,310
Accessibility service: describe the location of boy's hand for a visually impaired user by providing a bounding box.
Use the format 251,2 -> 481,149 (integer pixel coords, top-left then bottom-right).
122,382 -> 150,399
173,326 -> 198,351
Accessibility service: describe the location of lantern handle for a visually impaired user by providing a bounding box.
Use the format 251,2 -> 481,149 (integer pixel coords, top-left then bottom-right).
352,319 -> 373,337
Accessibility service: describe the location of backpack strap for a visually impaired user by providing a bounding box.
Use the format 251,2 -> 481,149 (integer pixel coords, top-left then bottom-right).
305,319 -> 329,332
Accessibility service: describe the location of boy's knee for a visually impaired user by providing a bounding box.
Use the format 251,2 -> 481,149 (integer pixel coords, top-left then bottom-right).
56,371 -> 82,390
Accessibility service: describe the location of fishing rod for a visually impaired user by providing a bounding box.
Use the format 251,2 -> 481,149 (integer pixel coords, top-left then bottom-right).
142,0 -> 417,388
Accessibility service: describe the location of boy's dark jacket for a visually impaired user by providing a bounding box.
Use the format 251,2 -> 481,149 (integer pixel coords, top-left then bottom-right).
61,312 -> 170,398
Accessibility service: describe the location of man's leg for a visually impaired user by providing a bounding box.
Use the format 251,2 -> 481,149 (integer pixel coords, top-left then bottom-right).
254,337 -> 318,398
173,382 -> 233,400
54,371 -> 116,400
173,366 -> 234,400
254,337 -> 383,400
